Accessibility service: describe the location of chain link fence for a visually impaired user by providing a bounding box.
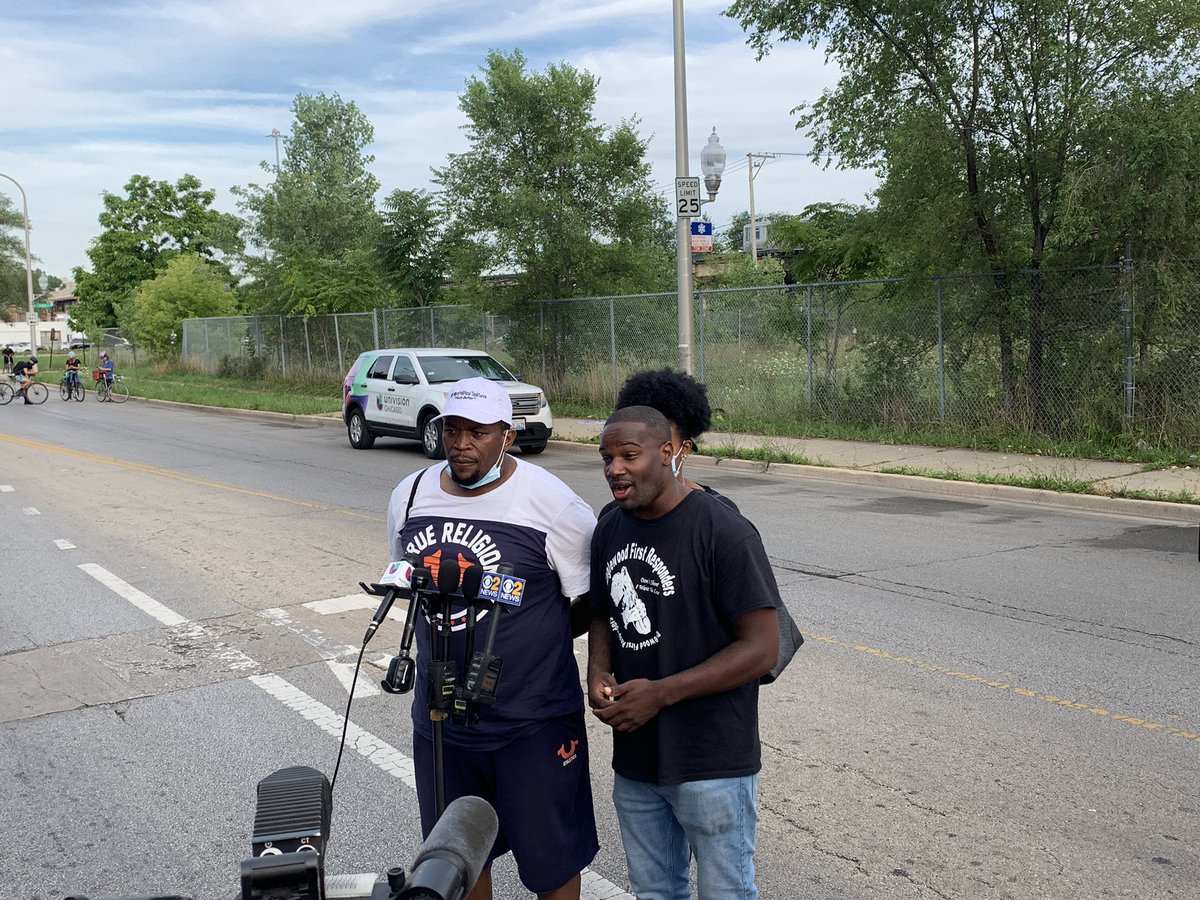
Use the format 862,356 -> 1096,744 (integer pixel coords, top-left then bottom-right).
181,261 -> 1200,448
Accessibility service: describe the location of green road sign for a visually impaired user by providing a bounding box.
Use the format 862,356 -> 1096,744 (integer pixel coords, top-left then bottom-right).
33,302 -> 53,309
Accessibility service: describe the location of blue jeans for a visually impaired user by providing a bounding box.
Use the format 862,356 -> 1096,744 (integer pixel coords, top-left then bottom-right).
613,773 -> 759,900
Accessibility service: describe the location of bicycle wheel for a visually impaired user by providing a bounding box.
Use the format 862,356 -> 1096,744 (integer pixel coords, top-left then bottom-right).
109,381 -> 130,403
60,381 -> 71,401
94,381 -> 108,402
28,382 -> 48,404
0,383 -> 13,405
73,380 -> 85,401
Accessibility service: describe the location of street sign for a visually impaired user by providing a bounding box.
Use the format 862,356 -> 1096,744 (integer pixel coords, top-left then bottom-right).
33,302 -> 52,309
25,312 -> 38,324
675,176 -> 701,219
690,220 -> 714,253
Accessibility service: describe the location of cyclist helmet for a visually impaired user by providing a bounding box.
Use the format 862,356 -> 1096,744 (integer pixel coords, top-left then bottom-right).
67,351 -> 76,358
30,356 -> 38,363
100,351 -> 109,358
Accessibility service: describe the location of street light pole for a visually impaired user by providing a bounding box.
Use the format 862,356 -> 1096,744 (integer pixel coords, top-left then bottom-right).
268,128 -> 282,172
672,0 -> 694,374
0,172 -> 37,352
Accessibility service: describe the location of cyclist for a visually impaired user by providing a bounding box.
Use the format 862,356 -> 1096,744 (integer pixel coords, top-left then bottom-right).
97,351 -> 115,399
12,356 -> 39,405
64,351 -> 83,390
2,344 -> 12,371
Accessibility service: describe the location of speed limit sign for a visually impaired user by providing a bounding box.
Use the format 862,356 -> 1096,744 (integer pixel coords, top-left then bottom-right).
675,177 -> 701,218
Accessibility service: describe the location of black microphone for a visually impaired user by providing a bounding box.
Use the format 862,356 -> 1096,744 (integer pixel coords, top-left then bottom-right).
399,795 -> 499,900
436,557 -> 463,595
382,566 -> 432,695
363,553 -> 420,645
453,564 -> 487,724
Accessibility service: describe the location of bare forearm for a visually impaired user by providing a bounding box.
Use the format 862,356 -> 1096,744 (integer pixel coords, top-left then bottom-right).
657,607 -> 778,706
586,614 -> 612,678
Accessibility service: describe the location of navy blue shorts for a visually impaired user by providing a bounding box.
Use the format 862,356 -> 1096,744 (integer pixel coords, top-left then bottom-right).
413,711 -> 599,894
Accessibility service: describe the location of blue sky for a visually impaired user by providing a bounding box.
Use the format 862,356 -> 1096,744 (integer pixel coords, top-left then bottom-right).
1,0 -> 877,280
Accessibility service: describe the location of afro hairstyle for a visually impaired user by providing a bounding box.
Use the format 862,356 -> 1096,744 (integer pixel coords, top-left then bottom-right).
615,368 -> 712,444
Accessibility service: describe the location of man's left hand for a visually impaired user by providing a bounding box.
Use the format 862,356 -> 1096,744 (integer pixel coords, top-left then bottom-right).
592,678 -> 665,732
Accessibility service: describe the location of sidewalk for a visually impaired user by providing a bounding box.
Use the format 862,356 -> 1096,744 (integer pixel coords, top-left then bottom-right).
550,417 -> 1200,524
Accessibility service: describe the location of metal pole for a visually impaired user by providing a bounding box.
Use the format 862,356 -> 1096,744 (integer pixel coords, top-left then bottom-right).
304,318 -> 312,373
540,303 -> 547,385
936,283 -> 946,422
747,154 -> 757,268
334,314 -> 343,372
482,312 -> 488,351
1121,241 -> 1135,430
673,0 -> 695,375
429,306 -> 436,346
805,284 -> 814,408
0,173 -> 37,352
372,308 -> 380,349
609,297 -> 618,403
279,315 -> 287,376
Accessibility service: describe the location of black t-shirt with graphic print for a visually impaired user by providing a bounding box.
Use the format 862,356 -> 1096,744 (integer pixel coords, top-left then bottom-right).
589,489 -> 781,786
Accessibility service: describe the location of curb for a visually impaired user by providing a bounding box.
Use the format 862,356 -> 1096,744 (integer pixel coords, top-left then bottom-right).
547,437 -> 1200,524
131,398 -> 1199,525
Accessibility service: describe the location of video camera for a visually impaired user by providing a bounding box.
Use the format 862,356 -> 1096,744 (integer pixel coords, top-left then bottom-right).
66,765 -> 498,900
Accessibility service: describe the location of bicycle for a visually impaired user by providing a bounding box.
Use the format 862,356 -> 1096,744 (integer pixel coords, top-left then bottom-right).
60,371 -> 85,402
0,377 -> 48,405
94,373 -> 129,403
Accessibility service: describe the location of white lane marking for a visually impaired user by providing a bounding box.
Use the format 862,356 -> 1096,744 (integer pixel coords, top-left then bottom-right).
54,539 -> 77,550
261,607 -> 362,659
327,659 -> 380,697
0,485 -> 13,492
305,594 -> 374,614
22,506 -> 40,515
305,593 -> 411,626
249,672 -> 417,788
79,563 -> 188,626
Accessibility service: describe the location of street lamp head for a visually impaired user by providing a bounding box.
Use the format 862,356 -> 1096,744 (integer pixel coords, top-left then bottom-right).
700,128 -> 726,199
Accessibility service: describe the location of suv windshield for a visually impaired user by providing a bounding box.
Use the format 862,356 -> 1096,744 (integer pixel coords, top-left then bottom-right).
421,354 -> 515,384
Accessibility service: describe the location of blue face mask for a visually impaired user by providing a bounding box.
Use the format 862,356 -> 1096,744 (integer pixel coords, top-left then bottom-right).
669,444 -> 687,479
460,431 -> 509,490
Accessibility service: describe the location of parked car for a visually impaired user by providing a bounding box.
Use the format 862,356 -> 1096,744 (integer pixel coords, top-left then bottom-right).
342,348 -> 553,458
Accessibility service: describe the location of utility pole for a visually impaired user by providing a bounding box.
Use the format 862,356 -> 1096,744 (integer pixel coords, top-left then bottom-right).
672,0 -> 694,374
746,152 -> 776,267
268,129 -> 282,172
0,172 -> 37,351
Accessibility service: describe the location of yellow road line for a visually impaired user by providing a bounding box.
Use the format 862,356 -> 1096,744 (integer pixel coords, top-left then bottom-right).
0,433 -> 382,522
810,632 -> 1200,745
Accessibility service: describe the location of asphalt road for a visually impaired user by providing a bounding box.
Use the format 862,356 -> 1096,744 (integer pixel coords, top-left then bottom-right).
1,398 -> 1197,899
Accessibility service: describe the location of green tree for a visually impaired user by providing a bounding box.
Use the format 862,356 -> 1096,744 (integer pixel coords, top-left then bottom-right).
72,174 -> 242,338
122,253 -> 237,355
769,203 -> 887,283
377,189 -> 445,307
234,92 -> 383,314
727,0 -> 1200,423
0,193 -> 29,321
436,50 -> 670,306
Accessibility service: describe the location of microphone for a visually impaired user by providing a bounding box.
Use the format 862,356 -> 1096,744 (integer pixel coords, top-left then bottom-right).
363,553 -> 419,645
436,556 -> 463,595
382,566 -> 431,695
453,565 -> 486,724
399,795 -> 499,900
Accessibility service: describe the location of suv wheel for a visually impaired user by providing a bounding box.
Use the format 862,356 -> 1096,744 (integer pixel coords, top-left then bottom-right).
421,414 -> 446,460
347,408 -> 375,449
520,440 -> 548,455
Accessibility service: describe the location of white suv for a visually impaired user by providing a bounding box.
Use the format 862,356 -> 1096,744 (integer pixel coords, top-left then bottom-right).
342,347 -> 553,458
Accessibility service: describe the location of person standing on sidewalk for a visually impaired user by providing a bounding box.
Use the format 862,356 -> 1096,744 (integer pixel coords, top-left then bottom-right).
588,405 -> 781,900
2,344 -> 13,371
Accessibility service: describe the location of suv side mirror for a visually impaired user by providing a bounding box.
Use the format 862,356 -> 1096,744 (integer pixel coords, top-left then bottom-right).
394,373 -> 418,385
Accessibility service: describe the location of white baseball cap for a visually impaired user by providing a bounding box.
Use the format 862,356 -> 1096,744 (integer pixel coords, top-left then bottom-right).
436,377 -> 513,426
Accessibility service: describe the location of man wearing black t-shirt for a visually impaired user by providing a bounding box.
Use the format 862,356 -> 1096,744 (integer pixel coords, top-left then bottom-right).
588,405 -> 781,899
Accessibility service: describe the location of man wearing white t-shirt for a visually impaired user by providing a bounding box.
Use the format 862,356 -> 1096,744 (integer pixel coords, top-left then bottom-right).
386,377 -> 598,900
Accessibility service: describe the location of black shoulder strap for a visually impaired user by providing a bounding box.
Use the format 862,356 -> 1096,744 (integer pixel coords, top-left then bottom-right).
404,467 -> 427,521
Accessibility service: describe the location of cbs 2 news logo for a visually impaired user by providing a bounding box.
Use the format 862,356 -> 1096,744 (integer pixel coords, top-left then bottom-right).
478,573 -> 527,607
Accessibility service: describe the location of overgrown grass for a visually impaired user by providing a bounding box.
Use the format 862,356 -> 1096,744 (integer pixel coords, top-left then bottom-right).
876,465 -> 1095,494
